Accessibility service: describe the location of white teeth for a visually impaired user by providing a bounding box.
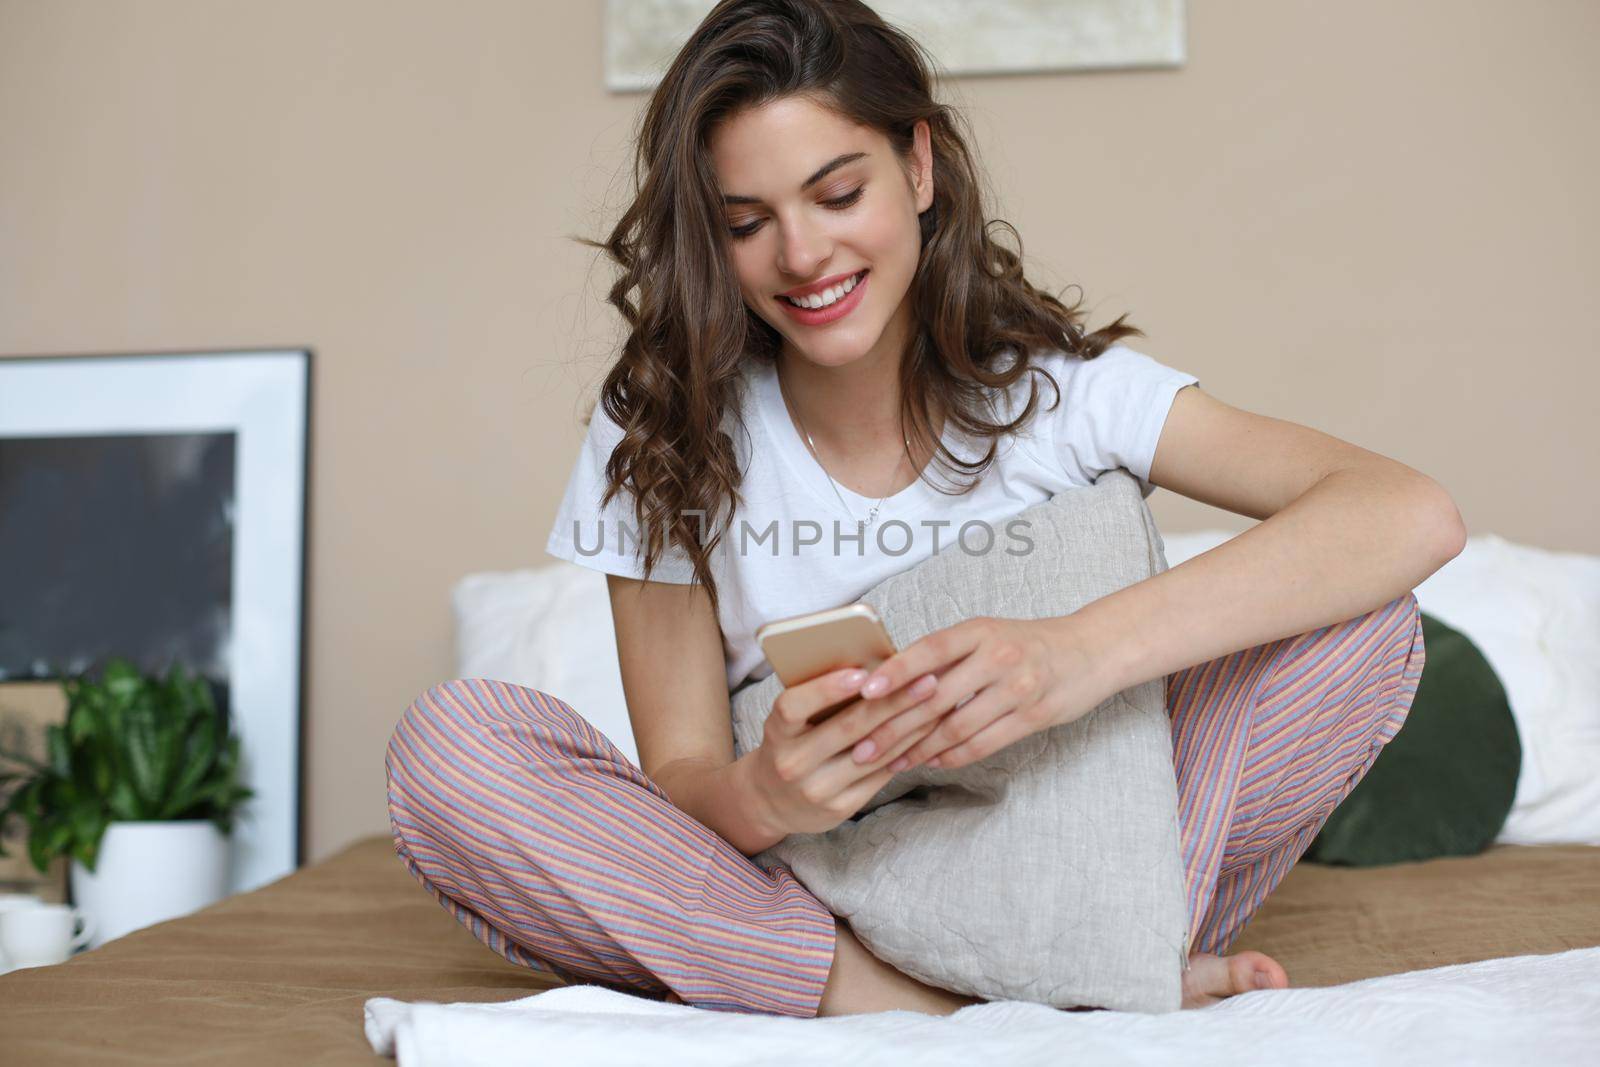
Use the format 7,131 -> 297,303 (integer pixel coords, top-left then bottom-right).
785,272 -> 863,310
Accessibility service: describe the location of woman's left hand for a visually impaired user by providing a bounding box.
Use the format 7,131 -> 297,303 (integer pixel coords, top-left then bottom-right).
849,614 -> 1117,772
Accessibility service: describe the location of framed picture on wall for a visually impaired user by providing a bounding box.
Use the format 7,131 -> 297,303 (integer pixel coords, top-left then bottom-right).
605,0 -> 1187,91
0,348 -> 311,894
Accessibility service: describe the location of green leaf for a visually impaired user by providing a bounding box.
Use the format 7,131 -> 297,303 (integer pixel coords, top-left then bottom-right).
107,779 -> 142,822
163,713 -> 218,818
37,825 -> 70,863
26,826 -> 52,874
103,658 -> 143,704
46,725 -> 71,776
124,689 -> 162,814
69,804 -> 106,854
157,700 -> 189,800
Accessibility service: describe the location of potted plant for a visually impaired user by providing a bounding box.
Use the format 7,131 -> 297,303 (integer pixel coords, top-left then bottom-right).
0,657 -> 252,948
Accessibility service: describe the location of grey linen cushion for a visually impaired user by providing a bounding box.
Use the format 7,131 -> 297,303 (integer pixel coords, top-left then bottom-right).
729,468 -> 1188,1012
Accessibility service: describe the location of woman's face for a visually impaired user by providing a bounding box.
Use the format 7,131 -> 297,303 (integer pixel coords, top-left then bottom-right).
708,94 -> 934,372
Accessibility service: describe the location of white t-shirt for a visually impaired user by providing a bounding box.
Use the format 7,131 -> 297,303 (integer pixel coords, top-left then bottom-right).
545,344 -> 1199,693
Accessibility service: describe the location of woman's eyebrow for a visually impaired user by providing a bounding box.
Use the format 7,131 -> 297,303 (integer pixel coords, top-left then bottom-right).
721,151 -> 869,205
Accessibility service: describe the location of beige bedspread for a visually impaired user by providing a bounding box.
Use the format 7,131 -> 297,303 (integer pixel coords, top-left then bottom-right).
3,837 -> 1597,1065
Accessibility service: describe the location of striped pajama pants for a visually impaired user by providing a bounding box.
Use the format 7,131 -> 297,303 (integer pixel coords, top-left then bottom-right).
385,592 -> 1425,1017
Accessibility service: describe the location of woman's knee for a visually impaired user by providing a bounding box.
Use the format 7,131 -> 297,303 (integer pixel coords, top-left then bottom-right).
385,680 -> 577,869
392,679 -> 576,750
1350,592 -> 1424,694
1381,591 -> 1423,639
1319,592 -> 1426,743
389,680 -> 484,786
1304,592 -> 1423,680
385,680 -> 613,815
1379,592 -> 1427,726
387,682 -> 468,848
389,681 -> 543,798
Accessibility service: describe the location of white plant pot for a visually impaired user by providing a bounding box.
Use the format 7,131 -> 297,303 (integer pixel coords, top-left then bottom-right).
70,821 -> 231,949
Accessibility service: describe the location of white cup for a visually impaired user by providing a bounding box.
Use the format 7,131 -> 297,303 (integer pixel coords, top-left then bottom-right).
0,893 -> 46,972
0,903 -> 94,970
0,893 -> 44,915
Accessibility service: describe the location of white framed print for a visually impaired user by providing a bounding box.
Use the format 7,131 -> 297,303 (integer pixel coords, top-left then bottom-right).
605,0 -> 1187,92
0,347 -> 310,894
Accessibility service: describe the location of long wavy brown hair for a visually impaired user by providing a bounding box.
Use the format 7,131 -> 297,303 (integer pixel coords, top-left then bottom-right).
581,0 -> 1141,617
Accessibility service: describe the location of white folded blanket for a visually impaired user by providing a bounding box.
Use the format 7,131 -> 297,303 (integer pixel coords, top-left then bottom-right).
365,947 -> 1600,1066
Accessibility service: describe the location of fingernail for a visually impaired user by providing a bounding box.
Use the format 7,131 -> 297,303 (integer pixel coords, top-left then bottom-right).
1253,970 -> 1272,989
912,674 -> 937,697
842,669 -> 868,690
853,739 -> 877,762
862,675 -> 889,698
889,756 -> 910,771
926,756 -> 942,768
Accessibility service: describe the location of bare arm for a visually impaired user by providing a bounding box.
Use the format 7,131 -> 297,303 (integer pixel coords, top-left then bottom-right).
607,574 -> 785,857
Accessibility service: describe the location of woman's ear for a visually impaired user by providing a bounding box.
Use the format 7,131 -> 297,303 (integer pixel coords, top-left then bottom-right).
912,118 -> 935,213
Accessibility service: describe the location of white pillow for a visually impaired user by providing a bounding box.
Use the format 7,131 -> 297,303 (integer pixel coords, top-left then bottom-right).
451,566 -> 637,768
1162,530 -> 1600,846
453,531 -> 1600,846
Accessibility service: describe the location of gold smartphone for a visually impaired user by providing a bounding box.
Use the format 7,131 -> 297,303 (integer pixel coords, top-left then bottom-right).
756,604 -> 899,705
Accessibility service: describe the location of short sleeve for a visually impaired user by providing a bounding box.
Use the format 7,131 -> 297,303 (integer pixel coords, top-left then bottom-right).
544,401 -> 697,584
1039,344 -> 1200,499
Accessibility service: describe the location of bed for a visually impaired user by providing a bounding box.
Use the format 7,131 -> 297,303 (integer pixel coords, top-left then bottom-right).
7,530 -> 1598,1062
1,836 -> 1597,1063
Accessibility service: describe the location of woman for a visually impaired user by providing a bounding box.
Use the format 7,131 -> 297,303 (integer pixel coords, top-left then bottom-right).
386,0 -> 1462,1018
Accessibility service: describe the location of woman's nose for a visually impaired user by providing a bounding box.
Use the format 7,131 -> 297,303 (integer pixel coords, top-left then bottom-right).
776,214 -> 830,279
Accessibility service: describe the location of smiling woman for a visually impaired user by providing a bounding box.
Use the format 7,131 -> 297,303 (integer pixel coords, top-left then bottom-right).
568,0 -> 1141,618
386,0 -> 1446,1025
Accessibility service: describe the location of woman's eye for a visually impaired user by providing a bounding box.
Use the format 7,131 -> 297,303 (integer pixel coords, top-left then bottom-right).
824,187 -> 865,210
728,187 -> 864,240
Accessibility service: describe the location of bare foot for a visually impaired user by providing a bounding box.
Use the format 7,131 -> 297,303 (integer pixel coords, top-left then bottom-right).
1180,950 -> 1289,1008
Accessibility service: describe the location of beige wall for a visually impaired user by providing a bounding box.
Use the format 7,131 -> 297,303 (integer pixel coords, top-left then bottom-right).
2,1 -> 1594,864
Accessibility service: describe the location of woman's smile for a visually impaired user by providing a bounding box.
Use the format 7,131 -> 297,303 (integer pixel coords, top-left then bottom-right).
777,269 -> 869,325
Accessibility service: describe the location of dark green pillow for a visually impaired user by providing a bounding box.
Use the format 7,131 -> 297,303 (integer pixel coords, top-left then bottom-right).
1303,612 -> 1521,866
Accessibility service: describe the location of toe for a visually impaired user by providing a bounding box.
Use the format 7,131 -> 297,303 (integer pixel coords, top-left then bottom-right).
1227,950 -> 1289,993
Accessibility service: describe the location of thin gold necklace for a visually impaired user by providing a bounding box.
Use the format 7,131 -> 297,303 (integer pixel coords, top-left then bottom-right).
776,363 -> 911,531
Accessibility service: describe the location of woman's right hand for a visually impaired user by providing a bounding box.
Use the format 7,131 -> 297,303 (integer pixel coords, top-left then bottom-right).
744,665 -> 943,838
